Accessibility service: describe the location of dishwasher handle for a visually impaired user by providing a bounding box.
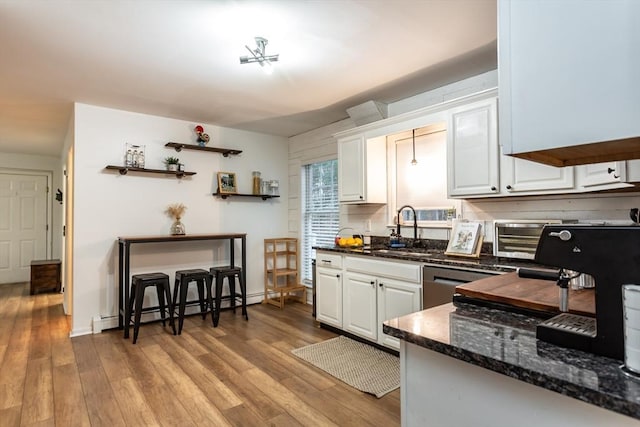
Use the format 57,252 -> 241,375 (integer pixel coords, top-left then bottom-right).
517,267 -> 560,282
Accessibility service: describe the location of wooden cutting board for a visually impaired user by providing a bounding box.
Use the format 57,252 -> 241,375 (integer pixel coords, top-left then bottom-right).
455,271 -> 595,316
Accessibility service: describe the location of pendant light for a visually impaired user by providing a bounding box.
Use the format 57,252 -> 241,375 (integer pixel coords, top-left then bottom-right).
410,129 -> 418,166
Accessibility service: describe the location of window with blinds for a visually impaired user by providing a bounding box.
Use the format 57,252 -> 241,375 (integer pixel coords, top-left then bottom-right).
301,159 -> 339,283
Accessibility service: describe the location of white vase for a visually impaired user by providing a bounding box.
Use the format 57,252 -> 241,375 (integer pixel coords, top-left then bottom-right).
167,164 -> 178,171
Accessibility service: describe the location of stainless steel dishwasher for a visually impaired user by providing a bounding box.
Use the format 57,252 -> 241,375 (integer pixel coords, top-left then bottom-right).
423,264 -> 502,309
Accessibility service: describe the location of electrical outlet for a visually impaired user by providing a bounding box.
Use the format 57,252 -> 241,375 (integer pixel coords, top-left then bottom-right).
365,219 -> 371,232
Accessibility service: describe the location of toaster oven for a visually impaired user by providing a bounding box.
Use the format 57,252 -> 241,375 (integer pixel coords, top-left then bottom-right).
493,220 -> 568,260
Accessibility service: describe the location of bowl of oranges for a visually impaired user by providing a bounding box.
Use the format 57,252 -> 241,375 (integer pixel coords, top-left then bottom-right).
335,234 -> 364,248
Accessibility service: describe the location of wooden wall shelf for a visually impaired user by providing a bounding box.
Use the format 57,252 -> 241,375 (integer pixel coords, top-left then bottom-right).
105,165 -> 196,178
165,142 -> 242,157
213,191 -> 280,200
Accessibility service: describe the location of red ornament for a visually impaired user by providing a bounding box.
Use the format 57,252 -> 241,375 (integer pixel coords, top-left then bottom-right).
194,125 -> 204,133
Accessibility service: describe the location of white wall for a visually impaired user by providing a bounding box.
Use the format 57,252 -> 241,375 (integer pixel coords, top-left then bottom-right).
72,103 -> 288,336
0,151 -> 64,260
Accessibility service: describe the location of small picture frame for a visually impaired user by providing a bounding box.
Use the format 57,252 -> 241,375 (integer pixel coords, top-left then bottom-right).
217,172 -> 237,194
445,220 -> 483,258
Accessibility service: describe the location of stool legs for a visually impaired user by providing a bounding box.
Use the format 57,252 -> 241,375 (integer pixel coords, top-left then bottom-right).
173,271 -> 211,335
239,269 -> 248,321
214,273 -> 223,327
212,270 -> 248,327
130,274 -> 175,344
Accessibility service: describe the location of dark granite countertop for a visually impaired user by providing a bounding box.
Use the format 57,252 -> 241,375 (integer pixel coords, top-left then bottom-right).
383,302 -> 640,420
315,244 -> 545,274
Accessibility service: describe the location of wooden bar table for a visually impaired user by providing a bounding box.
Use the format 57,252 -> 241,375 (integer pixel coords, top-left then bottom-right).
117,233 -> 247,338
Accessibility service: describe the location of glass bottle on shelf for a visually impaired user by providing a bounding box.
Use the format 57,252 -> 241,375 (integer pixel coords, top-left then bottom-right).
252,171 -> 261,195
269,179 -> 279,196
132,150 -> 139,168
125,149 -> 133,167
137,150 -> 145,169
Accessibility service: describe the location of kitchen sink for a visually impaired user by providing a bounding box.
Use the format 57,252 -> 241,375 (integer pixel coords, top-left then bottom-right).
373,249 -> 434,258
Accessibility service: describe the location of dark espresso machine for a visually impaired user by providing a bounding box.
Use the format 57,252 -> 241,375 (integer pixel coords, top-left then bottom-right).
524,224 -> 640,360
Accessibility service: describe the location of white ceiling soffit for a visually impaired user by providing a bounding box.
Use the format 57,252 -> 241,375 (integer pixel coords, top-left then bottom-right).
0,0 -> 497,156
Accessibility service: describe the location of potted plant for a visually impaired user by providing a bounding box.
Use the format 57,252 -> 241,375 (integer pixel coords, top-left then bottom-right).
164,156 -> 180,171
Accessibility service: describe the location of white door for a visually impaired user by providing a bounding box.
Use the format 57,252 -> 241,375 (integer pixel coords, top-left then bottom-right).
338,135 -> 365,202
343,271 -> 378,341
378,278 -> 422,349
316,267 -> 343,328
447,98 -> 500,197
0,173 -> 48,284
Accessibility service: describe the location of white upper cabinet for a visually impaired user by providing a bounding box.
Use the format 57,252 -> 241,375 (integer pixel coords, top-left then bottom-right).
501,153 -> 574,194
338,135 -> 387,204
447,98 -> 500,197
447,96 -> 576,198
498,0 -> 640,166
578,161 -> 630,190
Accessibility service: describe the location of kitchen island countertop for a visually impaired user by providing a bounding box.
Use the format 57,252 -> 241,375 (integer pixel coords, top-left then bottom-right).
383,302 -> 640,422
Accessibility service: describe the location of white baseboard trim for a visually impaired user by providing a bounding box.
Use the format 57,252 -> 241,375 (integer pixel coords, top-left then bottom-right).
93,291 -> 270,333
69,327 -> 93,338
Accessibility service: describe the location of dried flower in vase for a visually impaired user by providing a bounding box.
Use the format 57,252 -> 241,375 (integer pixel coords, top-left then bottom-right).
165,203 -> 187,221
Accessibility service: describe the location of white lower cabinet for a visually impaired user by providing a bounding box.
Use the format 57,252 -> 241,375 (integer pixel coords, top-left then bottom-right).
316,251 -> 422,350
377,277 -> 422,349
344,254 -> 422,349
343,272 -> 378,341
316,252 -> 344,328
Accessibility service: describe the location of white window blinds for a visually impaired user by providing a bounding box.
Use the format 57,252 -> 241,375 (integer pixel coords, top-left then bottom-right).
302,159 -> 339,283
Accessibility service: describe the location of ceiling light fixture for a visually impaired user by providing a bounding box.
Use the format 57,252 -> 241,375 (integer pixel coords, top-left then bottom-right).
239,37 -> 279,74
411,129 -> 418,166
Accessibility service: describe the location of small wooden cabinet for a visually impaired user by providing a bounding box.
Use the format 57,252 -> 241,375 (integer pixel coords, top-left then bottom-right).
30,259 -> 61,295
263,238 -> 306,308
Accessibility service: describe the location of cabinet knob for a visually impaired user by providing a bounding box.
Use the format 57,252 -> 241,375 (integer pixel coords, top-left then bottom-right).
608,167 -> 620,179
371,281 -> 375,287
359,195 -> 364,199
379,282 -> 383,288
506,185 -> 512,190
490,186 -> 497,191
336,274 -> 340,278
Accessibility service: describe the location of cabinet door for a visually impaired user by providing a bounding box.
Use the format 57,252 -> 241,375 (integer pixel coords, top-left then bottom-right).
578,161 -> 628,189
343,272 -> 378,341
447,98 -> 499,197
501,154 -> 574,194
316,267 -> 343,328
338,135 -> 365,202
377,278 -> 422,349
499,0 -> 640,157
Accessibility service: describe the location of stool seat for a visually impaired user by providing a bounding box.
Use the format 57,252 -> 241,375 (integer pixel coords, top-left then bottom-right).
209,266 -> 248,327
173,268 -> 213,335
129,272 -> 176,344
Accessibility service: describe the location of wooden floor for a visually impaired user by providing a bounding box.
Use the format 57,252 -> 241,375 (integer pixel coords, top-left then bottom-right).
0,282 -> 400,426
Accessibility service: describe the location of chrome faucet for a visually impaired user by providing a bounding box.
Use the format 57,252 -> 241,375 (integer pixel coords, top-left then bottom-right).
397,205 -> 418,240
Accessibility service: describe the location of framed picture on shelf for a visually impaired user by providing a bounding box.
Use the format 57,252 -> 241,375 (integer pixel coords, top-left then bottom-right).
445,220 -> 483,258
217,172 -> 237,194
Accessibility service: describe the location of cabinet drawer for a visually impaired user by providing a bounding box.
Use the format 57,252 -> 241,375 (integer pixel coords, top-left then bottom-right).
345,256 -> 420,283
316,252 -> 342,269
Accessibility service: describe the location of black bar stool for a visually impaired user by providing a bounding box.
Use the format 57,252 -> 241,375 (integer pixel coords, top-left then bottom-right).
209,266 -> 248,327
129,272 -> 176,344
173,269 -> 214,335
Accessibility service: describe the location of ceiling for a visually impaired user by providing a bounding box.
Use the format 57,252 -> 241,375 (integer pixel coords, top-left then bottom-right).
0,0 -> 497,156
